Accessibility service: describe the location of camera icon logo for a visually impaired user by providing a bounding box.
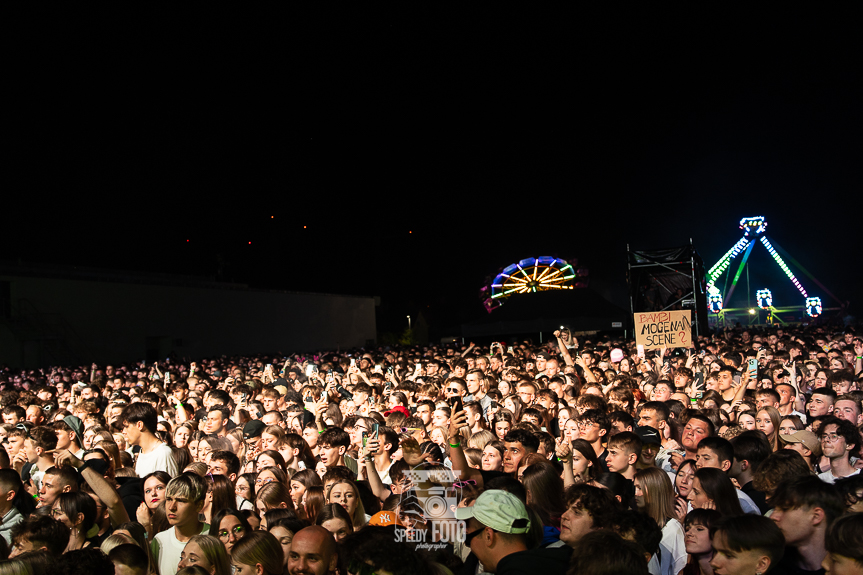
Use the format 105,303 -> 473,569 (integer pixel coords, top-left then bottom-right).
398,468 -> 461,523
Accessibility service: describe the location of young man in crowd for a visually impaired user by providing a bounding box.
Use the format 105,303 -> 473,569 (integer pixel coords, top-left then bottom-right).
695,436 -> 761,514
771,475 -> 845,573
121,403 -> 178,478
317,427 -> 350,471
808,388 -> 837,418
36,465 -> 79,509
816,416 -> 861,483
575,409 -> 610,472
730,431 -> 772,513
14,427 -> 57,493
8,515 -> 70,557
677,413 -> 714,466
604,431 -> 641,480
457,489 -> 570,574
502,429 -> 539,476
557,484 -> 620,548
152,473 -> 209,574
637,401 -> 680,472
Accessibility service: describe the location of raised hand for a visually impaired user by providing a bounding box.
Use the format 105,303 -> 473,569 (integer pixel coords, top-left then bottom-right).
555,437 -> 572,462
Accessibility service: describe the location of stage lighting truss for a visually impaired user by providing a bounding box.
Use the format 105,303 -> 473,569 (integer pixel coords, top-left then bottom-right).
489,256 -> 586,300
756,289 -> 773,309
806,297 -> 822,318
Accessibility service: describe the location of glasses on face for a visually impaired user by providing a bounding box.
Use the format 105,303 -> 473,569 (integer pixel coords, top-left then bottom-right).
822,433 -> 842,443
445,388 -> 460,393
576,421 -> 596,429
218,525 -> 246,539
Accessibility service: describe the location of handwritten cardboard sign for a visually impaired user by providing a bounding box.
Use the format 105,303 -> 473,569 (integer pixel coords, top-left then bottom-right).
634,310 -> 692,349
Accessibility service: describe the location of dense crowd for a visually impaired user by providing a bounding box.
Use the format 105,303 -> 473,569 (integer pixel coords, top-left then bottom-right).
0,324 -> 862,575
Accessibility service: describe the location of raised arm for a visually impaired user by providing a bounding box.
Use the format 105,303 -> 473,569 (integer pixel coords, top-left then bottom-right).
55,450 -> 130,527
361,438 -> 392,502
554,331 -> 574,367
556,438 -> 576,489
446,408 -> 483,488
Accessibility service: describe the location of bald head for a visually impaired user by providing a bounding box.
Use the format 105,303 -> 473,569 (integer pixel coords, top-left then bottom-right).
288,526 -> 338,575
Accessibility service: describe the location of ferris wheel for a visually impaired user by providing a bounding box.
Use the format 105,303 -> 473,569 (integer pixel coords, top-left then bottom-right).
480,256 -> 588,312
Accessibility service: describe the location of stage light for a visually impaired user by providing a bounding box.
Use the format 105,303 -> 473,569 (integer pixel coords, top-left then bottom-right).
756,289 -> 773,309
806,297 -> 822,318
749,309 -> 756,315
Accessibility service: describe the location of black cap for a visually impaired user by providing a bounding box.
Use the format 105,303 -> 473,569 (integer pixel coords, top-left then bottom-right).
635,425 -> 662,447
535,352 -> 551,360
243,420 -> 266,439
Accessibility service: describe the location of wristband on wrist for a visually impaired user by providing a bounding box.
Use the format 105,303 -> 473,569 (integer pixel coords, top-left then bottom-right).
449,442 -> 461,449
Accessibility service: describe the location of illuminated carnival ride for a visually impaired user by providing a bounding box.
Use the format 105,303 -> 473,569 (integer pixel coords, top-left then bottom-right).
479,256 -> 588,313
706,217 -> 839,325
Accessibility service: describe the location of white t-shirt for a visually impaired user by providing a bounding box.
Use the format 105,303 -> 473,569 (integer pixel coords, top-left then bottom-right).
236,495 -> 254,511
152,523 -> 209,575
818,468 -> 861,484
136,443 -> 179,478
648,518 -> 687,575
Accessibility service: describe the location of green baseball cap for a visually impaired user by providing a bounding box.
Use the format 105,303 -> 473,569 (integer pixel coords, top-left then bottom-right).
455,489 -> 531,534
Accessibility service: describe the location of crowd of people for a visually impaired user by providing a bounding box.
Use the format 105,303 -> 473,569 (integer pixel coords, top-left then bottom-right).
0,324 -> 861,575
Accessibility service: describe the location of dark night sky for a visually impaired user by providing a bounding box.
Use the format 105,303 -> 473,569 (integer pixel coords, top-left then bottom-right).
6,15 -> 861,338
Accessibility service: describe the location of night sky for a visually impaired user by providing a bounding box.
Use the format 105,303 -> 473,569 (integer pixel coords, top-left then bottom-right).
7,16 -> 861,339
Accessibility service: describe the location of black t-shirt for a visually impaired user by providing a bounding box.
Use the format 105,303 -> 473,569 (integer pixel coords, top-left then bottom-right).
495,546 -> 572,575
741,480 -> 770,514
774,547 -> 825,575
596,448 -> 610,474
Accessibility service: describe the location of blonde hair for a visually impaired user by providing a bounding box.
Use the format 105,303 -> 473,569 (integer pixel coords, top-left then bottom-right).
166,473 -> 208,503
100,532 -> 135,554
184,462 -> 209,477
186,535 -> 231,575
634,467 -> 676,527
467,429 -> 495,450
327,480 -> 366,528
0,560 -> 32,575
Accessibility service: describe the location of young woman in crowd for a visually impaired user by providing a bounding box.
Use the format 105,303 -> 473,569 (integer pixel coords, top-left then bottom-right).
688,468 -> 744,517
634,467 -> 687,575
230,531 -> 284,575
326,480 -> 366,528
209,509 -> 251,556
178,534 -> 231,575
315,503 -> 354,542
756,406 -> 782,452
680,508 -> 721,575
